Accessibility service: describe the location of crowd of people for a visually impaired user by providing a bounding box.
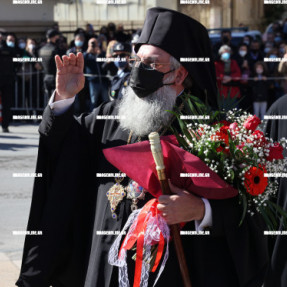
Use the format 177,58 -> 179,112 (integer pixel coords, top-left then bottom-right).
1,20 -> 287,132
213,21 -> 287,120
0,22 -> 139,132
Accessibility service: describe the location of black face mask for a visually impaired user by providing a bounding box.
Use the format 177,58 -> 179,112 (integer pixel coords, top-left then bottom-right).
129,62 -> 175,98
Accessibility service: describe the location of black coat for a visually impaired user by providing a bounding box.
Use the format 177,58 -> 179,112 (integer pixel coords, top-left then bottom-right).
250,78 -> 269,102
264,95 -> 287,287
16,99 -> 269,287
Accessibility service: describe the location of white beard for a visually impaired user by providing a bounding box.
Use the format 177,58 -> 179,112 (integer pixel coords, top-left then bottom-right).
118,75 -> 178,137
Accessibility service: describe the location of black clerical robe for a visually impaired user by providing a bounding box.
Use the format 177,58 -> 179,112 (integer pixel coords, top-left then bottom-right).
16,99 -> 268,287
264,94 -> 287,287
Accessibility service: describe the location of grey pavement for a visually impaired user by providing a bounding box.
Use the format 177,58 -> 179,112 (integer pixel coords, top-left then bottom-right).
0,123 -> 39,287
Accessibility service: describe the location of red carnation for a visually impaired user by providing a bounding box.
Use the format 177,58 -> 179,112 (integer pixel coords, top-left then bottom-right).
243,115 -> 261,132
244,165 -> 268,196
266,143 -> 284,161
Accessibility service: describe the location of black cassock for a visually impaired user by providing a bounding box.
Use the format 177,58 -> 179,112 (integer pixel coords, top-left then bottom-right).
16,98 -> 268,287
264,95 -> 287,287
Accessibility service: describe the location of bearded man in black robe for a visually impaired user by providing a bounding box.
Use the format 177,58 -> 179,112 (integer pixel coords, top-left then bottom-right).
16,7 -> 268,287
263,95 -> 287,287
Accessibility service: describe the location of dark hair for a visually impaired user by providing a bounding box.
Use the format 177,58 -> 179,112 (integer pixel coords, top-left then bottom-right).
239,43 -> 248,49
74,28 -> 85,37
7,32 -> 16,39
221,30 -> 231,35
254,61 -> 268,75
75,33 -> 85,39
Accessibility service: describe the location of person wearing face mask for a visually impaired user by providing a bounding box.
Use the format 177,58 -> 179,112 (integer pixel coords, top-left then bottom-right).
16,8 -> 268,287
215,45 -> 241,100
67,33 -> 86,56
109,42 -> 132,101
274,34 -> 283,45
250,62 -> 269,120
18,38 -> 42,112
39,29 -> 65,103
264,43 -> 273,56
242,35 -> 251,47
212,30 -> 237,60
17,38 -> 27,55
6,33 -> 16,49
83,37 -> 109,111
247,40 -> 264,72
0,33 -> 18,132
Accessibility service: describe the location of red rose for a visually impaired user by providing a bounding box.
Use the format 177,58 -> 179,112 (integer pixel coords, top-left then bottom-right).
243,115 -> 261,132
247,130 -> 267,147
229,122 -> 238,130
211,126 -> 229,153
228,122 -> 239,139
266,142 -> 284,161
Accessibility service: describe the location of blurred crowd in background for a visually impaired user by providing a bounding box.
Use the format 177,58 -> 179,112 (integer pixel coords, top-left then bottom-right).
213,21 -> 287,121
0,22 -> 140,132
1,20 -> 287,132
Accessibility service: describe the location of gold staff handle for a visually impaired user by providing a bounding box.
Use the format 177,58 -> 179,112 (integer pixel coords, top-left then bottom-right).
149,132 -> 192,287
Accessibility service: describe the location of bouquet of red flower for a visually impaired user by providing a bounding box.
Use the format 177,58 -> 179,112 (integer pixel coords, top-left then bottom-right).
169,100 -> 287,230
105,94 -> 287,287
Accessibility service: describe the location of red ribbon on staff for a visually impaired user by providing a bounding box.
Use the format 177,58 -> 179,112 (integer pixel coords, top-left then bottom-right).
118,199 -> 165,287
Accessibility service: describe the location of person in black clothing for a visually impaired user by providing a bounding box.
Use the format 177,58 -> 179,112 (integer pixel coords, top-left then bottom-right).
68,28 -> 88,51
102,40 -> 118,78
109,42 -> 131,100
84,37 -> 109,111
38,29 -> 65,104
115,24 -> 130,42
67,33 -> 86,55
247,40 -> 264,73
264,95 -> 287,287
212,30 -> 237,60
242,35 -> 252,48
107,22 -> 117,42
86,23 -> 96,42
16,8 -> 268,287
0,33 -> 18,132
250,61 -> 269,119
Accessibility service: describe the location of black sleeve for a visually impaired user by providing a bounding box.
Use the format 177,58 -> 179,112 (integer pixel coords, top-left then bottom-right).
16,98 -> 115,287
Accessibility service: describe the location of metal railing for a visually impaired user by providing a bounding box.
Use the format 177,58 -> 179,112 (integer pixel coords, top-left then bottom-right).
12,64 -> 44,112
11,68 -> 113,113
10,68 -> 287,113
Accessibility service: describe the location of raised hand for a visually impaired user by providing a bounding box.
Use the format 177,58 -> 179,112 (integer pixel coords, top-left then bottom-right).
55,52 -> 85,101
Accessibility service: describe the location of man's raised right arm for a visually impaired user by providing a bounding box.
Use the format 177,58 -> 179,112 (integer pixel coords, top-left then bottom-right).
39,52 -> 85,149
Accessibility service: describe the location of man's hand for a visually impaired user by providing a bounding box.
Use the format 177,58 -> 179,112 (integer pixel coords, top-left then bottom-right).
55,52 -> 85,101
157,179 -> 205,225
